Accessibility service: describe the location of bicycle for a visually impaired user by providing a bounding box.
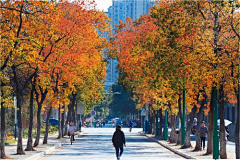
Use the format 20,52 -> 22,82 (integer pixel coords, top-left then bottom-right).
69,131 -> 75,145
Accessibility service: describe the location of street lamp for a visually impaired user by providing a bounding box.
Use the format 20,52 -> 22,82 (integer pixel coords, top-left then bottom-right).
181,88 -> 186,146
164,109 -> 168,141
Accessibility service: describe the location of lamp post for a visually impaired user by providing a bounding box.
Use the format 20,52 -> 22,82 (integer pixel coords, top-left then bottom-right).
213,87 -> 219,159
164,109 -> 168,141
181,88 -> 186,146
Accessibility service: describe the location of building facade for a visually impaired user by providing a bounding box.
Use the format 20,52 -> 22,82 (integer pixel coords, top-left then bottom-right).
104,0 -> 156,90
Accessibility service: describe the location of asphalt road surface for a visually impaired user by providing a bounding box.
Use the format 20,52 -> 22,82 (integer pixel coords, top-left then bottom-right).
40,125 -> 182,160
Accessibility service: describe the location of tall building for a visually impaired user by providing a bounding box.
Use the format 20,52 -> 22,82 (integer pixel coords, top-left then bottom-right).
104,0 -> 155,90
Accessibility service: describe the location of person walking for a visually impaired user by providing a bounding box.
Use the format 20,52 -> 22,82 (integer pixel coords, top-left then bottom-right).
79,121 -> 82,132
225,126 -> 229,141
129,120 -> 133,132
199,121 -> 208,150
112,125 -> 126,160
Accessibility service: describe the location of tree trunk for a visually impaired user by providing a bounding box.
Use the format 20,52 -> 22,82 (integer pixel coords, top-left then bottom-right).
236,114 -> 240,159
43,107 -> 52,144
206,89 -> 214,155
169,115 -> 176,143
25,85 -> 35,151
65,107 -> 70,136
235,84 -> 240,159
69,93 -> 76,123
61,106 -> 65,137
152,111 -> 156,135
159,109 -> 163,138
73,101 -> 76,124
1,104 -> 7,158
34,102 -> 42,147
194,104 -> 204,151
149,108 -> 153,134
57,105 -> 62,139
34,88 -> 47,147
219,84 -> 227,158
182,106 -> 197,148
177,128 -> 182,145
16,93 -> 25,154
12,66 -> 25,155
177,96 -> 182,145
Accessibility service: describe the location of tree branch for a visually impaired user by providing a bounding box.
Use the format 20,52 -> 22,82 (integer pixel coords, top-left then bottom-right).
1,4 -> 23,71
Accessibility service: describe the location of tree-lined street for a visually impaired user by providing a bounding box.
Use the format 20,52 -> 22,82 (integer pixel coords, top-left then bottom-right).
1,0 -> 239,159
41,125 -> 182,160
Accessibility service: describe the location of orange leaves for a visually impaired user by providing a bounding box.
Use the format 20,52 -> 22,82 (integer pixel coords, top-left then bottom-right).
114,0 -> 239,114
1,0 -> 109,112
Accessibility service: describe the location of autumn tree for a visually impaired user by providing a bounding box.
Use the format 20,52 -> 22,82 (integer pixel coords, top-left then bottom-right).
114,0 -> 239,158
1,0 -> 109,156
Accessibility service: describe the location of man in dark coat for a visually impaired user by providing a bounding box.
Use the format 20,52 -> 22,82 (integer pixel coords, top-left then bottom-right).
112,125 -> 126,160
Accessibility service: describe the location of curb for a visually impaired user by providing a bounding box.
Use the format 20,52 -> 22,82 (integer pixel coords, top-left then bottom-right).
24,143 -> 62,160
139,132 -> 196,159
23,132 -> 82,160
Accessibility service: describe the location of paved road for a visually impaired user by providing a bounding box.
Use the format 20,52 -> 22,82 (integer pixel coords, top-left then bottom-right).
41,125 -> 182,160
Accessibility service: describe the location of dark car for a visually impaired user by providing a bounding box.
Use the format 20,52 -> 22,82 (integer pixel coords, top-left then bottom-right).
44,118 -> 59,126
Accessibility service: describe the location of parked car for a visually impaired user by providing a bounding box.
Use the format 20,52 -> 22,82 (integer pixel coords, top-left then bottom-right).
43,118 -> 59,126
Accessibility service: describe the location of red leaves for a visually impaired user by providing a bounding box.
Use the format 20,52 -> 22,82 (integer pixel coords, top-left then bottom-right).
114,0 -> 239,113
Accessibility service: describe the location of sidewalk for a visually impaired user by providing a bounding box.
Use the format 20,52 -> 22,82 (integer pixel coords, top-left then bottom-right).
140,132 -> 236,159
4,131 -> 82,160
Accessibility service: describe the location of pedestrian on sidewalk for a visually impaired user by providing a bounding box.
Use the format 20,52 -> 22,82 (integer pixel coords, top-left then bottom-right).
112,125 -> 126,160
129,120 -> 133,132
79,121 -> 82,132
199,121 -> 208,150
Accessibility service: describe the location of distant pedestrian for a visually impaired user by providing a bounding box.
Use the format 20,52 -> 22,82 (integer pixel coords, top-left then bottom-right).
199,121 -> 208,150
225,126 -> 229,140
79,121 -> 82,132
112,125 -> 126,160
129,120 -> 133,132
112,122 -> 116,128
138,119 -> 141,128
